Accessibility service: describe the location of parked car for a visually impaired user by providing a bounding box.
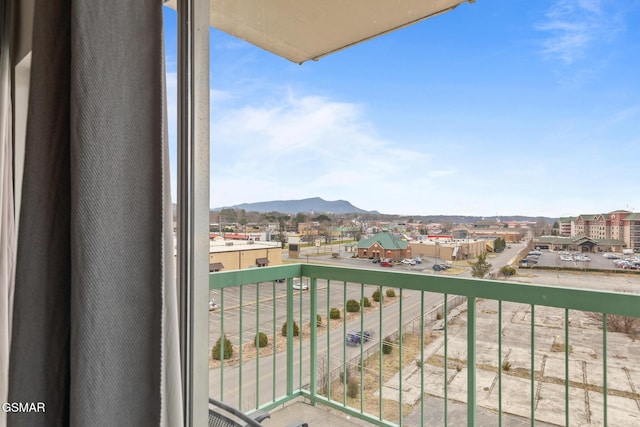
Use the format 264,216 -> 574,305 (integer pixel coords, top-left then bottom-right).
559,255 -> 573,262
292,278 -> 309,290
345,330 -> 374,346
413,257 -> 423,264
380,261 -> 393,267
371,258 -> 381,263
432,263 -> 449,271
209,300 -> 217,311
401,258 -> 416,265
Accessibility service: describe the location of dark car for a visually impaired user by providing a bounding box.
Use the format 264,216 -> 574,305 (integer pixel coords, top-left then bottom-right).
372,258 -> 381,263
432,263 -> 449,271
346,330 -> 374,346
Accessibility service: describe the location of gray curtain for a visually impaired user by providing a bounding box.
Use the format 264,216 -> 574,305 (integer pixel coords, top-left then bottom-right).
8,1 -> 178,426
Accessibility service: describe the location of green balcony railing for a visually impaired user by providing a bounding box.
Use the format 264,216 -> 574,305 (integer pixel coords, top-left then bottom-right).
209,264 -> 640,426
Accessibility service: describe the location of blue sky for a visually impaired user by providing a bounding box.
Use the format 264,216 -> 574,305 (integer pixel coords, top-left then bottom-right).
163,1 -> 640,217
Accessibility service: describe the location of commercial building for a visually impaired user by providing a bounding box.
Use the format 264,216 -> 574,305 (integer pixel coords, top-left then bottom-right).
209,239 -> 282,272
356,231 -> 411,261
558,210 -> 640,251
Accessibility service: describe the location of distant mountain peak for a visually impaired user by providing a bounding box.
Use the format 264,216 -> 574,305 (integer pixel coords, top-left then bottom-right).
214,197 -> 375,214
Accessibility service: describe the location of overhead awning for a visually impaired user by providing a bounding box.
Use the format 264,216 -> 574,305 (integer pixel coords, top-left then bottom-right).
165,0 -> 473,64
209,262 -> 224,272
256,257 -> 269,266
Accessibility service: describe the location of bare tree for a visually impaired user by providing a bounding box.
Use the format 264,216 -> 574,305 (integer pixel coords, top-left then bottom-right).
317,354 -> 329,395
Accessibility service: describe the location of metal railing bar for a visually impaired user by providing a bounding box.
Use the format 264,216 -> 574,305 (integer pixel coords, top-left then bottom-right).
299,276 -> 303,391
220,288 -> 225,400
360,283 -> 364,413
272,281 -> 277,402
255,284 -> 260,409
327,279 -> 332,402
420,291 -> 425,427
379,285 -> 383,421
565,308 -> 569,427
286,278 -> 294,396
239,286 -> 243,409
399,288 -> 403,427
499,300 -> 502,427
310,277 -> 318,405
530,304 -> 535,427
603,313 -> 608,427
343,281 -> 347,406
467,296 -> 476,427
444,293 -> 448,427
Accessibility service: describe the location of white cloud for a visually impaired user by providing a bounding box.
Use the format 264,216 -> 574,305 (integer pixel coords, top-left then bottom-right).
209,90 -> 449,211
535,0 -> 622,64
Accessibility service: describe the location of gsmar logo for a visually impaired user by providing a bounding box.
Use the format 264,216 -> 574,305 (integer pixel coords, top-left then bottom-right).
2,402 -> 46,413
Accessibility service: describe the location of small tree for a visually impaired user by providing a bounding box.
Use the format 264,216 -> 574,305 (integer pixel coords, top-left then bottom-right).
347,377 -> 359,398
382,337 -> 393,355
469,253 -> 492,278
363,297 -> 371,307
329,307 -> 341,319
372,289 -> 383,302
254,332 -> 268,348
386,289 -> 396,297
346,299 -> 360,313
211,335 -> 233,360
500,265 -> 516,278
316,314 -> 322,326
281,321 -> 299,337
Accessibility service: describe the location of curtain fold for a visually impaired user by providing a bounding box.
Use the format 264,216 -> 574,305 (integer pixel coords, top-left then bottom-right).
8,1 -> 179,426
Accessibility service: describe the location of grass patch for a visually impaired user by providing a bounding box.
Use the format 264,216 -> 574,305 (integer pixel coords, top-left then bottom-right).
326,333 -> 434,422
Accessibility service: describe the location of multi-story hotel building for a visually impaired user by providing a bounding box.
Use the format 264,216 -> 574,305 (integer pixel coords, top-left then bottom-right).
559,210 -> 640,251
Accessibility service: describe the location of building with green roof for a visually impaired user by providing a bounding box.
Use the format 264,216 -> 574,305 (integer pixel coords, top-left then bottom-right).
356,231 -> 412,261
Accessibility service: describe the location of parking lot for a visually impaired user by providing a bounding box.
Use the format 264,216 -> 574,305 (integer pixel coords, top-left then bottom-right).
520,249 -> 640,271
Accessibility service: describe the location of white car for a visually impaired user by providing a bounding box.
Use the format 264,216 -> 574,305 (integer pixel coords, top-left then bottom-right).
209,300 -> 217,311
401,258 -> 416,265
292,279 -> 309,290
559,255 -> 573,262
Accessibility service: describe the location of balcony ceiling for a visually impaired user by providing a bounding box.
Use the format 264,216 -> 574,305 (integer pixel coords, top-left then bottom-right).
165,0 -> 472,64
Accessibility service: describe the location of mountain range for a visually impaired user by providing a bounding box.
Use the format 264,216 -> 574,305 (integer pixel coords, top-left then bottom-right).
214,197 -> 377,214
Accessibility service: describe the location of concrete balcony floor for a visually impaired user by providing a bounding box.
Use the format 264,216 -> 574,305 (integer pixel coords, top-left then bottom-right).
264,397 -> 555,426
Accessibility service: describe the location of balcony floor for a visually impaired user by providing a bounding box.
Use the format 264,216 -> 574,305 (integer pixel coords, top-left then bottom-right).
264,397 -> 554,426
263,400 -> 370,426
